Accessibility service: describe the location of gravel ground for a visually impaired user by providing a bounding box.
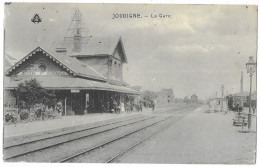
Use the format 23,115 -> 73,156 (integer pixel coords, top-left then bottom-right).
118,105 -> 256,164
67,107 -> 197,163
68,114 -> 183,163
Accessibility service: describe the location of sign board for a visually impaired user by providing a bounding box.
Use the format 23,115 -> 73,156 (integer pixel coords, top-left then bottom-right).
71,89 -> 80,93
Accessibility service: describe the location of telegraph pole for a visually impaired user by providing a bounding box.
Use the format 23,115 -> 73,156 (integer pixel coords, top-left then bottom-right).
221,85 -> 224,112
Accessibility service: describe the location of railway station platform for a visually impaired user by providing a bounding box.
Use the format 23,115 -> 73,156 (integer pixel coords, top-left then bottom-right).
3,104 -> 174,141
4,112 -> 145,139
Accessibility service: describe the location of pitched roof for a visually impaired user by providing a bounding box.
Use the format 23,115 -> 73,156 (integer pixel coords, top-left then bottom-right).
6,47 -> 105,81
64,36 -> 127,63
4,53 -> 17,69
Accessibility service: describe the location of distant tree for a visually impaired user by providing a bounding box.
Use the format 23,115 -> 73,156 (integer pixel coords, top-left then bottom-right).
227,96 -> 234,111
13,78 -> 56,112
141,90 -> 158,107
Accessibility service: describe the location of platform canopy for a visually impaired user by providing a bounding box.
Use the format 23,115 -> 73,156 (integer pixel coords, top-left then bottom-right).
4,76 -> 140,95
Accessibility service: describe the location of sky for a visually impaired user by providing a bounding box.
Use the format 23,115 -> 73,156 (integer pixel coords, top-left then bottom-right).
4,3 -> 257,100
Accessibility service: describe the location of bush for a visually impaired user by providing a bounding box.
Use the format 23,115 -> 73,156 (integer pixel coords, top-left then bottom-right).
20,110 -> 29,120
5,114 -> 17,123
13,79 -> 57,113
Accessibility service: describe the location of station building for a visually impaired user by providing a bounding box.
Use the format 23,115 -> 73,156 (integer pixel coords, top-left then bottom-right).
157,89 -> 174,105
4,11 -> 139,115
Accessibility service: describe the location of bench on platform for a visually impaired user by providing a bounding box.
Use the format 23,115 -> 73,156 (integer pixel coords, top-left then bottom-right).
233,113 -> 248,126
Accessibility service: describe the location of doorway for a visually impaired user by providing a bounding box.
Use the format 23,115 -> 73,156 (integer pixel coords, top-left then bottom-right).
71,93 -> 84,115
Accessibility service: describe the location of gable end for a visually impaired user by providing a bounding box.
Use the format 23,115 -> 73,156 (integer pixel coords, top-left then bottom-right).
6,47 -> 77,77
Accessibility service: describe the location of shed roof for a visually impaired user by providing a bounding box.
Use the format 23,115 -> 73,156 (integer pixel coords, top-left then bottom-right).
5,76 -> 139,95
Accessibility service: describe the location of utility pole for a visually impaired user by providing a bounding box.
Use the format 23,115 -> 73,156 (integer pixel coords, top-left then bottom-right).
246,56 -> 256,130
221,85 -> 224,112
240,72 -> 243,107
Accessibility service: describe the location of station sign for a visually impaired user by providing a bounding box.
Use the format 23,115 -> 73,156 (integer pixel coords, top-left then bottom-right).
71,89 -> 80,93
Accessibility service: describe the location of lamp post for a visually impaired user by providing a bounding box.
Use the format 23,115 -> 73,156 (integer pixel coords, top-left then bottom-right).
246,56 -> 256,130
221,85 -> 224,112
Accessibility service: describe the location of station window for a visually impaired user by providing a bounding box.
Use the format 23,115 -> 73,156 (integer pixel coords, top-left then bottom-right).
39,64 -> 47,72
118,64 -> 121,77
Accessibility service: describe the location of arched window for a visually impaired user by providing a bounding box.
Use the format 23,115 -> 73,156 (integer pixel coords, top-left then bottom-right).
39,64 -> 47,73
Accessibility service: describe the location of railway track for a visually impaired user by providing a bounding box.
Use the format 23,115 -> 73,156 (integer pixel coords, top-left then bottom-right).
4,105 -> 197,163
61,106 -> 196,163
4,114 -> 145,148
106,114 -> 185,163
154,104 -> 199,114
4,115 -> 155,160
62,114 -> 185,163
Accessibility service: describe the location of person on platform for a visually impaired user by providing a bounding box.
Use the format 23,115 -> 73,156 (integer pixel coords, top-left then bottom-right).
130,101 -> 134,112
151,101 -> 155,111
235,103 -> 240,113
120,101 -> 125,113
112,99 -> 118,114
56,100 -> 63,117
139,101 -> 143,112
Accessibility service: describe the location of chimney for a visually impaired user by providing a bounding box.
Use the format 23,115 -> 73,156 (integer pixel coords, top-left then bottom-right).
56,47 -> 67,53
73,28 -> 82,53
